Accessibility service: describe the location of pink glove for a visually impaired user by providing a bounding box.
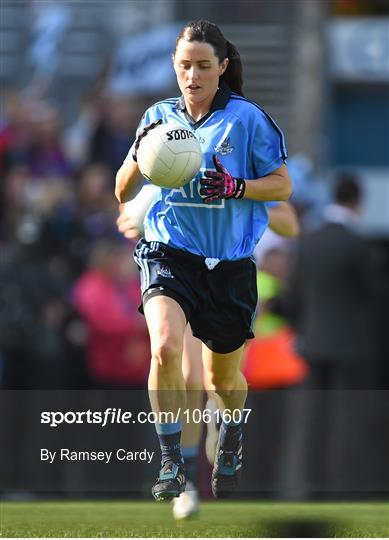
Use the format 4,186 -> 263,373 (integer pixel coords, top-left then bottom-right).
200,155 -> 245,204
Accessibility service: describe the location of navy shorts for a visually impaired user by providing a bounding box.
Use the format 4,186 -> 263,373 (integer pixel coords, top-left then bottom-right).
134,239 -> 257,354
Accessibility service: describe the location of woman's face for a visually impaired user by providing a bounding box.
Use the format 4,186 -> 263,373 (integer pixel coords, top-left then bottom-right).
173,39 -> 228,110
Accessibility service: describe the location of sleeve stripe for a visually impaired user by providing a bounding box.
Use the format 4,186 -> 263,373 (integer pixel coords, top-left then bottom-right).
230,96 -> 287,161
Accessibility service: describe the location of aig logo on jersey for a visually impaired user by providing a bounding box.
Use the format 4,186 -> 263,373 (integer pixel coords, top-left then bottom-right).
157,265 -> 174,279
214,136 -> 234,156
165,171 -> 225,208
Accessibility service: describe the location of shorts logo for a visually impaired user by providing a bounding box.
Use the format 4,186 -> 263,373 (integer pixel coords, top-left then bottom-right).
157,265 -> 173,278
214,137 -> 234,155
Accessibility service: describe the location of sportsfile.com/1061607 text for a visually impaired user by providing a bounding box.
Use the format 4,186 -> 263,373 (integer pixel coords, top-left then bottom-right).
40,408 -> 252,428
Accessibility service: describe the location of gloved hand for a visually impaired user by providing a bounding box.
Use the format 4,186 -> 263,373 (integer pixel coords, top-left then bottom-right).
200,155 -> 245,204
132,119 -> 163,162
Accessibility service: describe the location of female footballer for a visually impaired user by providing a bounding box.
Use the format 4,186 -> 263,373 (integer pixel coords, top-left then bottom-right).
117,200 -> 299,518
115,20 -> 292,501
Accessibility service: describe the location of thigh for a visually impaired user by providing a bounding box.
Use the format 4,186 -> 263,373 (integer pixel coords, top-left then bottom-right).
144,295 -> 187,353
182,325 -> 203,387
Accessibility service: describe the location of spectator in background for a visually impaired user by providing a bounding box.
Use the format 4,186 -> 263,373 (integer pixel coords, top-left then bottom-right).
72,240 -> 150,388
0,161 -> 80,280
0,90 -> 34,177
73,163 -> 118,240
277,172 -> 378,498
88,95 -> 142,181
26,101 -> 72,180
75,164 -> 117,223
1,96 -> 73,244
54,163 -> 121,275
31,163 -> 122,280
64,91 -> 101,169
287,172 -> 374,387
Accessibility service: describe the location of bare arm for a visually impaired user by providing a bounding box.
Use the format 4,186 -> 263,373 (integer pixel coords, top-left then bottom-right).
243,164 -> 292,202
115,119 -> 164,203
268,201 -> 300,238
115,159 -> 144,203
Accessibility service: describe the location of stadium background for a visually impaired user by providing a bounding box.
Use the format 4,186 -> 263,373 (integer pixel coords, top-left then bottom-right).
0,0 -> 388,513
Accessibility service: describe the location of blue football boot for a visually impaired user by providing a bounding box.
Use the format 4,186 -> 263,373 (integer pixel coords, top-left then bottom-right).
152,461 -> 186,501
211,429 -> 242,498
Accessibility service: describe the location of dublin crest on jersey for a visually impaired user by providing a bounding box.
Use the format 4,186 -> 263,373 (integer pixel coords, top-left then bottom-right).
214,137 -> 234,155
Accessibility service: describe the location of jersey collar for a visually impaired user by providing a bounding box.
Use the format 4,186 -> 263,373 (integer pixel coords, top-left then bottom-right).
175,81 -> 231,127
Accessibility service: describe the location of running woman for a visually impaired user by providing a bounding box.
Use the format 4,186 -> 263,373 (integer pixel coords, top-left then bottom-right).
117,199 -> 299,517
115,20 -> 292,500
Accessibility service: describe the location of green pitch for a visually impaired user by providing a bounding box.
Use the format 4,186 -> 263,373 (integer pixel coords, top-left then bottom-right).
1,500 -> 388,537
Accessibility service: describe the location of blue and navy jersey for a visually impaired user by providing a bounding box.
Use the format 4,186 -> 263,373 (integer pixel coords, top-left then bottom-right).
124,81 -> 287,261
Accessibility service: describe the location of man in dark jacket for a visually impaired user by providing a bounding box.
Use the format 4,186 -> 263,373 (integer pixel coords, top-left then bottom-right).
278,174 -> 386,499
289,174 -> 373,388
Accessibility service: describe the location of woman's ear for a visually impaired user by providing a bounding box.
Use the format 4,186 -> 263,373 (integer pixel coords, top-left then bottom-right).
219,58 -> 229,76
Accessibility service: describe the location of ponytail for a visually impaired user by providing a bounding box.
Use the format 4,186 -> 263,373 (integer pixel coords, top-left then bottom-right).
223,40 -> 244,97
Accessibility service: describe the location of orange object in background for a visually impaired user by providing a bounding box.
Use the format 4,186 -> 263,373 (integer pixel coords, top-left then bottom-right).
243,327 -> 309,389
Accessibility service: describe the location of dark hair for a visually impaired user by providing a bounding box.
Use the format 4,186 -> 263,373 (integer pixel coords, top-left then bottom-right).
334,172 -> 362,207
175,20 -> 244,96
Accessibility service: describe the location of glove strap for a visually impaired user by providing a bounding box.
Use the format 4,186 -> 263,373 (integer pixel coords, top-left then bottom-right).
233,178 -> 246,199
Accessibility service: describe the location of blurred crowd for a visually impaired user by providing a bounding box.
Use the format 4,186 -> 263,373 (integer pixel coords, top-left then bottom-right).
0,89 -> 153,389
0,87 -> 388,394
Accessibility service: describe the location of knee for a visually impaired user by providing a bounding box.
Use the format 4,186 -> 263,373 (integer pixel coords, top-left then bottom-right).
208,371 -> 237,393
151,338 -> 182,370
